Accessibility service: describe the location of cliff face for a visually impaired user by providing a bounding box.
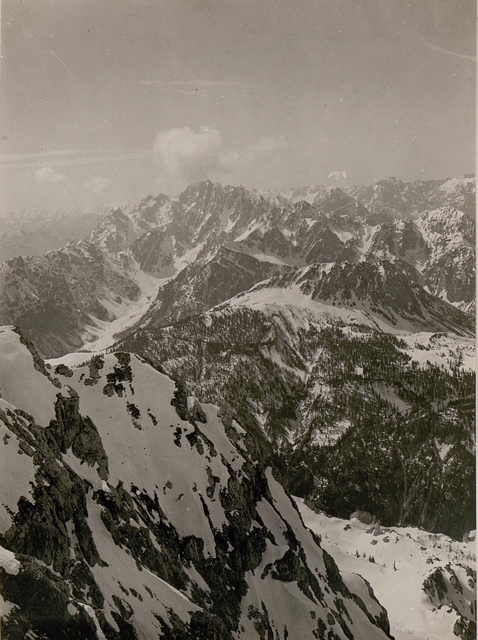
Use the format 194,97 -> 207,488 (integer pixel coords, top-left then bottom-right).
0,326 -> 393,640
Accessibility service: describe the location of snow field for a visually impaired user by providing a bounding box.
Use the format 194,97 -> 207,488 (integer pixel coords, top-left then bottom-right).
0,326 -> 59,424
400,332 -> 476,371
295,499 -> 476,640
85,496 -> 201,636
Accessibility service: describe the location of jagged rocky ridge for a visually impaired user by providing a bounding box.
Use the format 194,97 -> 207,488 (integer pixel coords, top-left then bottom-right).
0,175 -> 476,638
274,175 -> 476,220
0,326 -> 394,640
348,175 -> 476,221
0,242 -> 142,357
137,256 -> 474,338
0,177 -> 475,357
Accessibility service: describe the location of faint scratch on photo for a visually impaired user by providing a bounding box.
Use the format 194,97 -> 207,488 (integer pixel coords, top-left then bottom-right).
18,20 -> 86,107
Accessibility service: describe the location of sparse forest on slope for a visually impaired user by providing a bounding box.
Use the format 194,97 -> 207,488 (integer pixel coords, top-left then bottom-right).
114,303 -> 475,540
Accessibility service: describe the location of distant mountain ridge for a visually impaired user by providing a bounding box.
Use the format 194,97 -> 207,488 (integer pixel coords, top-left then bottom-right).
0,204 -> 121,263
269,175 -> 475,220
0,176 -> 474,358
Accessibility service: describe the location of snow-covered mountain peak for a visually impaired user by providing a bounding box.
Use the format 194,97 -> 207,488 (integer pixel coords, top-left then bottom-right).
417,206 -> 474,242
439,175 -> 476,195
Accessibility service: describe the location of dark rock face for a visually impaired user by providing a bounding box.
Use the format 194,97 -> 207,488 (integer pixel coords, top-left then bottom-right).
423,565 -> 477,640
130,229 -> 176,277
91,207 -> 137,253
0,328 -> 394,640
140,243 -> 291,330
365,220 -> 428,260
315,187 -> 369,219
423,245 -> 475,306
302,223 -> 357,264
238,226 -> 300,263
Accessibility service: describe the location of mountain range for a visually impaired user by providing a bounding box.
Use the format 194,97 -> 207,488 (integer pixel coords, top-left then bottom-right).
0,174 -> 475,639
0,177 -> 475,358
271,175 -> 476,221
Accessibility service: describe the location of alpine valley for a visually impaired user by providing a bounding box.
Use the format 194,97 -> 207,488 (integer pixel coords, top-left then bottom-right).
0,176 -> 476,640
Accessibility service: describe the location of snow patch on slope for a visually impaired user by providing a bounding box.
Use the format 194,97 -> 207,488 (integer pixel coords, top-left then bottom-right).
400,332 -> 475,371
295,499 -> 476,640
0,326 -> 59,424
0,546 -> 20,575
0,400 -> 37,533
222,284 -> 405,334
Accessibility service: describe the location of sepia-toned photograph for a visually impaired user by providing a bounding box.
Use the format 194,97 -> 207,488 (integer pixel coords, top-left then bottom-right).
0,1 -> 475,638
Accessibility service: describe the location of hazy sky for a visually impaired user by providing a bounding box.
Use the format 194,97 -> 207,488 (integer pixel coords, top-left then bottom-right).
1,0 -> 475,212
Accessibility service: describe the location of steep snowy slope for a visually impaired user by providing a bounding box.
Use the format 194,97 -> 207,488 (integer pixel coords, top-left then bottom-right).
295,499 -> 476,640
0,326 -> 393,640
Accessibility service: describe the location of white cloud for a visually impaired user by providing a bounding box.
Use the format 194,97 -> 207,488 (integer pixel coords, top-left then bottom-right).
85,176 -> 114,194
34,166 -> 68,184
153,126 -> 290,193
154,126 -> 225,186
